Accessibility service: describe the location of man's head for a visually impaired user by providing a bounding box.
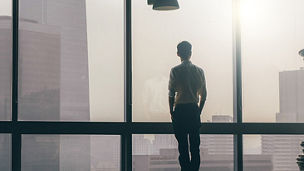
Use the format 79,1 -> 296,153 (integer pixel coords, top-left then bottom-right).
177,41 -> 192,60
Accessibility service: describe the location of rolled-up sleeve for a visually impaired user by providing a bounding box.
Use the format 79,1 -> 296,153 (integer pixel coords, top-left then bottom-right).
168,69 -> 176,97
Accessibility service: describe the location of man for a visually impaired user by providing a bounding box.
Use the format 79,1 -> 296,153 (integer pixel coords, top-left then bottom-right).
168,41 -> 207,171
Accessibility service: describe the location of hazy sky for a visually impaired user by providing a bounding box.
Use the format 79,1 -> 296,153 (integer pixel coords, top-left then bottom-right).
132,0 -> 233,122
130,0 -> 304,122
86,0 -> 124,121
241,0 -> 304,122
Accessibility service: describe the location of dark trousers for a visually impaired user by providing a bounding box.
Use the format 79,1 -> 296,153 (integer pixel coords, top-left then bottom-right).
172,103 -> 201,171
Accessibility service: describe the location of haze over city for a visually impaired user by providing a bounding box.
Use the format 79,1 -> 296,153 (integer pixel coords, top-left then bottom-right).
0,0 -> 304,170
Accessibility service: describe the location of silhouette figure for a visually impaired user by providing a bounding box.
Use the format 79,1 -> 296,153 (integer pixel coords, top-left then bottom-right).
168,41 -> 207,171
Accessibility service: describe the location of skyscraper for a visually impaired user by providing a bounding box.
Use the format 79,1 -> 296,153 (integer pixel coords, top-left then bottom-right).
276,69 -> 304,122
17,0 -> 90,170
0,16 -> 12,121
262,69 -> 304,171
202,115 -> 233,155
19,0 -> 90,121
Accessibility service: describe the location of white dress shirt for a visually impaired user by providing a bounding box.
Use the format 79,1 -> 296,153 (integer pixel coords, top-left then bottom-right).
168,60 -> 206,105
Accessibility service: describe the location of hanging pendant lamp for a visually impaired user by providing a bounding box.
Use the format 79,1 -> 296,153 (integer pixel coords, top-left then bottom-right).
149,0 -> 179,11
147,0 -> 154,5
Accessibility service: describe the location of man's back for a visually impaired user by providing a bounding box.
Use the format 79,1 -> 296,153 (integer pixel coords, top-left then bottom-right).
169,41 -> 207,171
169,60 -> 205,105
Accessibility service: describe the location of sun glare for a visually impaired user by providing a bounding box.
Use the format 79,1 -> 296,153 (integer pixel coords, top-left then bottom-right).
240,0 -> 263,25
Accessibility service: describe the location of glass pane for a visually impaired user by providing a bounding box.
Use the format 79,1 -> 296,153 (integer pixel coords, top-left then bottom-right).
0,134 -> 11,170
133,134 -> 233,170
18,0 -> 124,121
241,0 -> 304,122
244,135 -> 304,171
0,1 -> 12,120
133,0 -> 234,122
21,135 -> 120,171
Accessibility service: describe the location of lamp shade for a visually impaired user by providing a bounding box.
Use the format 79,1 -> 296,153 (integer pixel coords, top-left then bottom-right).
147,0 -> 154,5
299,49 -> 304,57
153,0 -> 179,11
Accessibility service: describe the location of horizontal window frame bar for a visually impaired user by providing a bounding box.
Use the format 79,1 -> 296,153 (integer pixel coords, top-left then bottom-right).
1,122 -> 304,134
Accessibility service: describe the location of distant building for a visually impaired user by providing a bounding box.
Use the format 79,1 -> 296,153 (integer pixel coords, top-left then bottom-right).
0,16 -> 12,171
11,0 -> 90,170
19,0 -> 90,121
18,18 -> 61,120
133,135 -> 154,155
152,135 -> 178,155
212,115 -> 233,122
276,69 -> 304,122
262,135 -> 303,171
262,69 -> 304,171
0,135 -> 10,170
0,16 -> 12,121
202,115 -> 233,155
133,148 -> 273,171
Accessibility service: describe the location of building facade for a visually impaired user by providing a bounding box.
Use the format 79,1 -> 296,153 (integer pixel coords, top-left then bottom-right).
262,69 -> 304,171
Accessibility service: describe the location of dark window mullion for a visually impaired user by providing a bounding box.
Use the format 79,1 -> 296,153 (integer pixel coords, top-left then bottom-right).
123,0 -> 132,171
232,0 -> 243,170
12,0 -> 21,171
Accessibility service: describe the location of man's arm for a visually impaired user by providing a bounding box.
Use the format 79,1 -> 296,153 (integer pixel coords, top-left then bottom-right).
168,69 -> 176,115
198,94 -> 206,114
169,96 -> 175,115
198,71 -> 207,114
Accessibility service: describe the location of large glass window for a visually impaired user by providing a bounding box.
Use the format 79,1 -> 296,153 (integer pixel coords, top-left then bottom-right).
2,0 -> 304,170
21,135 -> 120,171
0,0 -> 12,120
132,0 -> 234,122
241,0 -> 304,122
133,134 -> 233,170
18,0 -> 124,121
0,134 -> 11,171
244,134 -> 304,171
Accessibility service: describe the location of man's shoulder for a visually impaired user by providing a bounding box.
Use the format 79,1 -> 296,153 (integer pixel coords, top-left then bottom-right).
170,64 -> 183,72
171,62 -> 204,74
192,64 -> 204,74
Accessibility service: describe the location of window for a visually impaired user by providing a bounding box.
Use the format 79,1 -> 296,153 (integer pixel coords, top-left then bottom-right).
241,0 -> 304,122
2,0 -> 304,171
0,0 -> 12,120
132,0 -> 234,122
18,0 -> 124,121
244,134 -> 304,170
21,135 -> 120,171
133,134 -> 233,170
0,134 -> 11,170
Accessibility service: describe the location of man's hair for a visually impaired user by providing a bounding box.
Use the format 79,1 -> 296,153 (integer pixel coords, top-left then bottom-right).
177,41 -> 192,59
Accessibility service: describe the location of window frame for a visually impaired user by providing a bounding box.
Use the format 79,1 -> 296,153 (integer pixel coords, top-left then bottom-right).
0,0 -> 303,171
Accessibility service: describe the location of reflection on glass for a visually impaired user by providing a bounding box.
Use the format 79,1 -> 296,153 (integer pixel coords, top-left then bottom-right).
241,0 -> 304,122
132,134 -> 233,170
0,1 -> 12,120
0,134 -> 11,170
244,135 -> 304,171
18,0 -> 124,121
133,0 -> 234,122
21,135 -> 120,171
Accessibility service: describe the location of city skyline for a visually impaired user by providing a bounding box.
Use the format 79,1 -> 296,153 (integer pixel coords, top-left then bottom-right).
1,0 -> 304,170
1,0 -> 304,123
